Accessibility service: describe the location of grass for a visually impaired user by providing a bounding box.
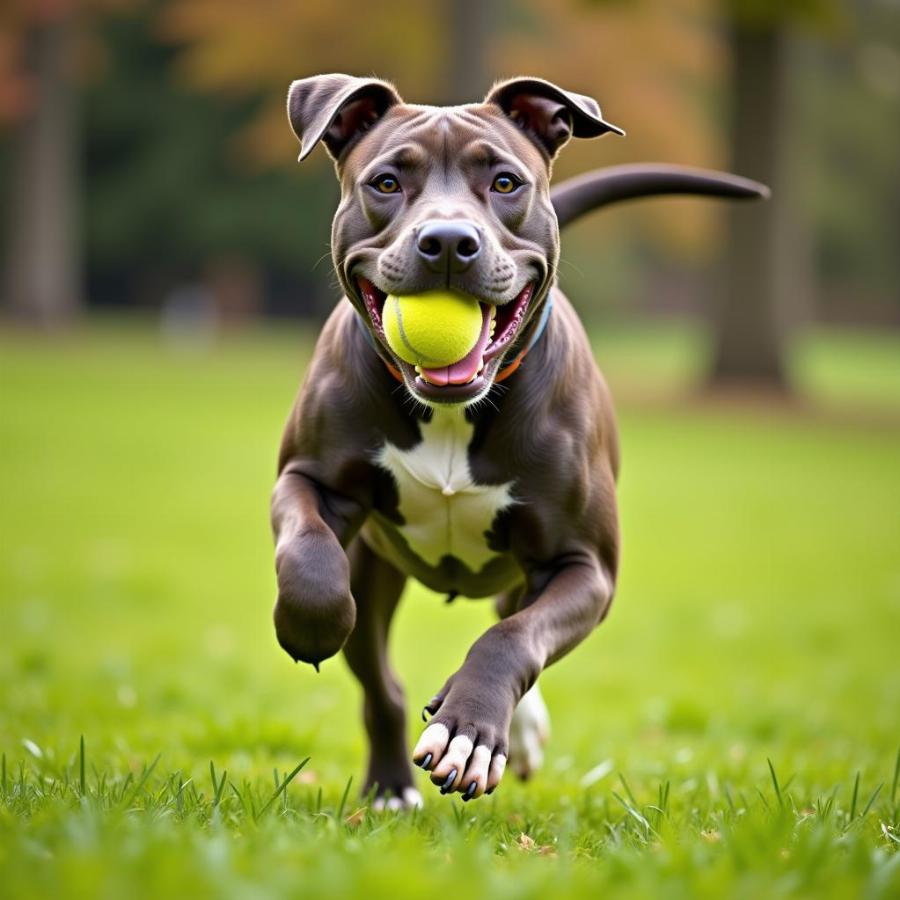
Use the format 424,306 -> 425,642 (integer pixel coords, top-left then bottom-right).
1,315 -> 899,898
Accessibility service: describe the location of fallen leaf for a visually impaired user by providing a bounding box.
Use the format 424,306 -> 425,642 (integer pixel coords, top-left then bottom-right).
344,806 -> 367,828
517,833 -> 536,850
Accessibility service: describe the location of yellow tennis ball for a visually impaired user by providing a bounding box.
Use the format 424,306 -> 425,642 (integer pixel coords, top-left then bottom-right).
383,290 -> 482,368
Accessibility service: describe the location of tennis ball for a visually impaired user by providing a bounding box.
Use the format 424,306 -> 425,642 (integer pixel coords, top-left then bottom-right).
383,290 -> 482,368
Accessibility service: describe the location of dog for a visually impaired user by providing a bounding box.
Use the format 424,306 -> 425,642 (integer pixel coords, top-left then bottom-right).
272,74 -> 766,808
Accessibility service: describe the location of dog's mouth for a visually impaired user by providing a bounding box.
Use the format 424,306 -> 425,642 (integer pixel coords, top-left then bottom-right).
357,278 -> 535,402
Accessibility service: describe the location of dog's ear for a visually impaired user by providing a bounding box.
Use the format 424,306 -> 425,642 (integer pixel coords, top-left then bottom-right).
287,74 -> 402,163
485,77 -> 624,159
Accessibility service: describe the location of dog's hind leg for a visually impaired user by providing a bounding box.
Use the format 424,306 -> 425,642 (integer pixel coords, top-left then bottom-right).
343,537 -> 420,809
495,589 -> 551,781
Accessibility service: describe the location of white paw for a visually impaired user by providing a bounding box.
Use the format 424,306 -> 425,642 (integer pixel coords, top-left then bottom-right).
508,684 -> 550,779
371,787 -> 423,811
413,722 -> 507,800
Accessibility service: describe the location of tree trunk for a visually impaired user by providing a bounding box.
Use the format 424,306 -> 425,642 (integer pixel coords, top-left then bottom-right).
709,22 -> 791,389
441,0 -> 491,105
3,13 -> 81,327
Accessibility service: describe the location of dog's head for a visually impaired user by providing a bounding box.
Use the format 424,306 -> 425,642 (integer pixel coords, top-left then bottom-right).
287,74 -> 622,405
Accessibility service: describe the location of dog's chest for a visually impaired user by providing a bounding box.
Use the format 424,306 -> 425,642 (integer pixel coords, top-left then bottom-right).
374,409 -> 515,571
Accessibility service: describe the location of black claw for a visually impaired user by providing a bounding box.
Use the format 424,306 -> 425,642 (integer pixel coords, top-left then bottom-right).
464,781 -> 477,800
421,706 -> 431,722
417,752 -> 433,770
440,769 -> 457,793
485,787 -> 495,795
312,661 -> 320,673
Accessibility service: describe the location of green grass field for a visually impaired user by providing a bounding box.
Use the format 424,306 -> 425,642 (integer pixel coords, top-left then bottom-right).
1,317 -> 899,898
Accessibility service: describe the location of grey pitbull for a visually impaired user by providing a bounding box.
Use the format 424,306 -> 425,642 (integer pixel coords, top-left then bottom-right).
272,74 -> 766,807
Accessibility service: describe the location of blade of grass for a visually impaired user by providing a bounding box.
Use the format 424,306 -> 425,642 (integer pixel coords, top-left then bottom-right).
173,776 -> 192,815
618,772 -> 640,809
79,736 -> 85,797
724,783 -> 736,815
362,782 -> 379,814
767,758 -> 783,809
229,781 -> 247,814
118,772 -> 134,802
892,746 -> 900,805
612,791 -> 652,838
817,784 -> 839,822
850,772 -> 860,821
122,753 -> 161,809
336,776 -> 353,821
257,758 -> 309,819
860,783 -> 883,820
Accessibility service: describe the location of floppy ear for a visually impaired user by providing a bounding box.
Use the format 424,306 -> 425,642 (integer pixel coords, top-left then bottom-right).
485,77 -> 624,159
287,74 -> 402,163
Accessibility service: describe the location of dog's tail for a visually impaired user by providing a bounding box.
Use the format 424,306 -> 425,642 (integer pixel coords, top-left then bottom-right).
551,164 -> 769,229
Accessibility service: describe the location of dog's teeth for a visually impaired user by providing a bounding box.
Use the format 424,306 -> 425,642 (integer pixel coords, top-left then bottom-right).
415,365 -> 422,374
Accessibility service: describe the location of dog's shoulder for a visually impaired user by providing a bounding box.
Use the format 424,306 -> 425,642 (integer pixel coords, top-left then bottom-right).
278,298 -> 419,473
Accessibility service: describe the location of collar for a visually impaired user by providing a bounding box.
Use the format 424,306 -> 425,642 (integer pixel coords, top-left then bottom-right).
356,292 -> 554,386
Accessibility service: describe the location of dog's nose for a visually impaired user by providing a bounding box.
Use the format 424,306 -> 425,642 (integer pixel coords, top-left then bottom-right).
415,220 -> 482,273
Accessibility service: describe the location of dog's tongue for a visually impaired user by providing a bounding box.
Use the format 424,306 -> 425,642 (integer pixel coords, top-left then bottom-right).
420,304 -> 492,387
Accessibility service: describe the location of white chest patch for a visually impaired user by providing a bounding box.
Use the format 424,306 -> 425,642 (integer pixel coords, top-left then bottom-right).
374,408 -> 515,571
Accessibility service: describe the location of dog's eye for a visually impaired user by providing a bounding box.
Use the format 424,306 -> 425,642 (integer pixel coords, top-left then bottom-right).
491,173 -> 521,194
371,174 -> 401,194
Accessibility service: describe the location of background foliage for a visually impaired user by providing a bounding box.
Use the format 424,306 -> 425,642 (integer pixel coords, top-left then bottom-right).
1,0 -> 898,329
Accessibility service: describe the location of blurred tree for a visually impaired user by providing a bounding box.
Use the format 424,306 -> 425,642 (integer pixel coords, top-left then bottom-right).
496,0 -> 727,320
709,0 -> 843,390
499,0 -> 723,252
160,0 -> 720,246
796,1 -> 900,324
2,0 -> 82,326
156,0 -> 443,169
440,0 -> 492,104
6,0 -> 894,336
0,0 -> 146,325
81,13 -> 336,316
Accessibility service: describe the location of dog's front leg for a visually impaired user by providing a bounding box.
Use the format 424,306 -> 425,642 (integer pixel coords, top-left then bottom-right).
413,551 -> 614,800
271,464 -> 363,668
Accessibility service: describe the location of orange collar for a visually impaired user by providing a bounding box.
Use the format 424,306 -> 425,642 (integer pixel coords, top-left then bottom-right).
371,294 -> 553,387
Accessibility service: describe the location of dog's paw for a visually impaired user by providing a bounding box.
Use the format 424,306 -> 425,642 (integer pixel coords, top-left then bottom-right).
508,684 -> 550,780
272,534 -> 355,667
413,723 -> 507,802
363,751 -> 422,811
371,787 -> 423,812
411,676 -> 513,801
